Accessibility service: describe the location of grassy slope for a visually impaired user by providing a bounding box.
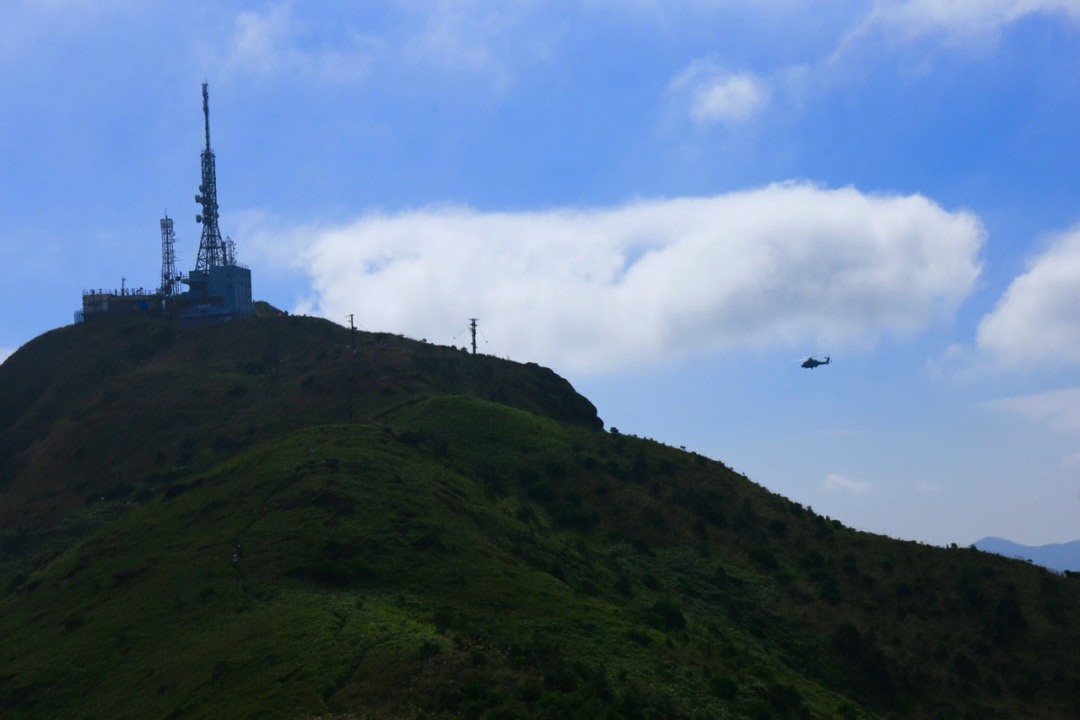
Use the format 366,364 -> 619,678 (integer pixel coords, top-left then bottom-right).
2,319 -> 1080,719
0,314 -> 598,582
0,314 -> 598,513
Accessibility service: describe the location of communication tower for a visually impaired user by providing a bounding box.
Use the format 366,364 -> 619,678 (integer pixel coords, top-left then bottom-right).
75,82 -> 253,326
194,82 -> 227,270
160,214 -> 178,298
469,318 -> 478,355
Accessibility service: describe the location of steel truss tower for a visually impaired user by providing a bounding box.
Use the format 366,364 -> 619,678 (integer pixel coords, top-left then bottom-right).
194,82 -> 227,270
160,214 -> 178,297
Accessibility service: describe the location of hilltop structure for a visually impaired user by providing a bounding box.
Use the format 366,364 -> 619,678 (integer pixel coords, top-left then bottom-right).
76,84 -> 253,326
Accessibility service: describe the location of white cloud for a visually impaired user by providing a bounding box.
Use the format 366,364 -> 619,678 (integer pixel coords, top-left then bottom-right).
830,0 -> 1080,69
824,473 -> 872,495
977,227 -> 1080,368
863,0 -> 1080,45
778,0 -> 1080,103
669,62 -> 770,125
924,342 -> 971,378
691,73 -> 770,124
209,1 -> 1080,100
989,387 -> 1080,435
220,2 -> 374,84
398,0 -> 545,94
228,3 -> 294,77
1061,452 -> 1080,467
0,348 -> 12,365
916,481 -> 940,493
250,182 -> 983,373
217,1 -> 551,90
667,1 -> 1080,129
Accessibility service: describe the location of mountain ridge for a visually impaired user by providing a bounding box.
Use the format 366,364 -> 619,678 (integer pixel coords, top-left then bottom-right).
2,315 -> 1079,719
973,536 -> 1080,573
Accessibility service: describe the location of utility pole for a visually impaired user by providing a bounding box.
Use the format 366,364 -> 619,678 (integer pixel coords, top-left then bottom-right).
346,314 -> 356,353
469,318 -> 478,355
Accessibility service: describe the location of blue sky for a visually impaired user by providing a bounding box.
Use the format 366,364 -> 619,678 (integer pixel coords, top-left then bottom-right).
3,1 -> 1080,546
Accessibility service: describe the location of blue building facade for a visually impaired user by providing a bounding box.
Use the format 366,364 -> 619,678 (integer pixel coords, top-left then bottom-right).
174,264 -> 254,326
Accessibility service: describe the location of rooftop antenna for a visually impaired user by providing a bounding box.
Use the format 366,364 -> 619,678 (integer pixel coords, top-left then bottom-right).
160,214 -> 178,298
194,82 -> 227,270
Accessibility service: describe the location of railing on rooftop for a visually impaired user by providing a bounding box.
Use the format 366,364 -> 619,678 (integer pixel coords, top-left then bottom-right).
82,288 -> 156,298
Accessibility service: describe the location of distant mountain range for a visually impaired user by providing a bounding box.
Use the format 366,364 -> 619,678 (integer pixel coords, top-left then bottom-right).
973,537 -> 1080,573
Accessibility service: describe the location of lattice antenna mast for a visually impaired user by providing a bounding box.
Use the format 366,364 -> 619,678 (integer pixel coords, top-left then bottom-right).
160,214 -> 178,297
469,318 -> 478,355
195,82 -> 226,270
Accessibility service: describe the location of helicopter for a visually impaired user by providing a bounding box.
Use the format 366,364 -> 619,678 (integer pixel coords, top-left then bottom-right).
801,355 -> 830,369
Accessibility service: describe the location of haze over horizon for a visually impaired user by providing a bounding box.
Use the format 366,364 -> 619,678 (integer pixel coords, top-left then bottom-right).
3,1 -> 1079,547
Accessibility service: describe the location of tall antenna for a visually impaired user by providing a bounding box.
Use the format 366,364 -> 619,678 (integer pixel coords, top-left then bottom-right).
160,214 -> 178,297
469,318 -> 478,355
194,82 -> 227,270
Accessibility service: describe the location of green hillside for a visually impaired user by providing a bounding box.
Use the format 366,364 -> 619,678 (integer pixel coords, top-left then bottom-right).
2,315 -> 1078,719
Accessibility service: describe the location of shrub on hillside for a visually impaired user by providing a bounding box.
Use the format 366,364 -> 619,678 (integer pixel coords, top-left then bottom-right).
709,675 -> 738,700
748,544 -> 780,571
642,600 -> 686,632
287,558 -> 373,588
